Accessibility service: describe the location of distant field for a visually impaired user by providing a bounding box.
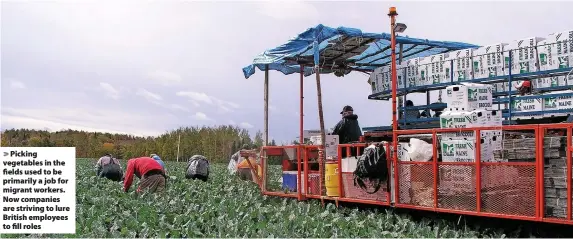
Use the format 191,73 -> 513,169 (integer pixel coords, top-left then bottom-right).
2,159 -> 513,238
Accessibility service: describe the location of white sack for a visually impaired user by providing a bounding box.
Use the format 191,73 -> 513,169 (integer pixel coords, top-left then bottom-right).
408,138 -> 433,162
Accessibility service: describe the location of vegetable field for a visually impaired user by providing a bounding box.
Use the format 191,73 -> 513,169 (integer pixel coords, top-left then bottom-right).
3,159 -> 530,238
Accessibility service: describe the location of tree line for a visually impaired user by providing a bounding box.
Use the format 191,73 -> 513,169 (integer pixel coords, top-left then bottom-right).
0,126 -> 279,164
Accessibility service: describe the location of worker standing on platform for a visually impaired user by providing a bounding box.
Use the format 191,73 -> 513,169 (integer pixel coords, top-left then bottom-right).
332,105 -> 362,156
123,157 -> 167,194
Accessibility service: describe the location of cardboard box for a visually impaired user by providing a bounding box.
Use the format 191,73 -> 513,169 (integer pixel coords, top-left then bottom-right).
397,142 -> 411,161
557,90 -> 573,110
446,49 -> 474,82
492,82 -> 507,93
439,165 -> 475,193
445,84 -> 493,111
424,53 -> 450,85
379,66 -> 391,92
397,64 -> 407,89
532,78 -> 550,89
509,97 -> 545,119
442,130 -> 489,141
417,56 -> 431,86
441,138 -> 493,162
538,30 -> 573,71
309,135 -> 339,160
404,58 -> 420,88
505,37 -> 545,75
440,110 -> 487,129
487,110 -> 503,126
368,68 -> 382,94
543,93 -> 560,113
490,130 -> 503,152
472,43 -> 508,79
511,98 -> 543,113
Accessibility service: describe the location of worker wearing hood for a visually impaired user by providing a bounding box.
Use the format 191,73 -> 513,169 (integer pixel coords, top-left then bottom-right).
332,105 -> 362,144
332,105 -> 363,157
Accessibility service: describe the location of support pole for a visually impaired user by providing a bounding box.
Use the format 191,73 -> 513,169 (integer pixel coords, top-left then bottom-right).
176,131 -> 181,162
389,12 -> 398,140
264,65 -> 269,146
389,8 -> 399,204
315,66 -> 327,197
398,44 -> 404,122
389,8 -> 398,133
300,66 -> 305,146
298,66 -> 304,200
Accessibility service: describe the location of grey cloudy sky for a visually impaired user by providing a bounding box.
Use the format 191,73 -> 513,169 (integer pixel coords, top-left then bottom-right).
1,1 -> 572,143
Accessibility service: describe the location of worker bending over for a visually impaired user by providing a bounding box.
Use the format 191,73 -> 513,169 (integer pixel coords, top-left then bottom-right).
95,154 -> 123,182
151,154 -> 167,174
185,155 -> 210,182
124,157 -> 167,194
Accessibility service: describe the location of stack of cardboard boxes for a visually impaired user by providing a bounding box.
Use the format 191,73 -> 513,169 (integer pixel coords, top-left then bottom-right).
441,83 -> 502,163
538,30 -> 573,87
439,83 -> 501,196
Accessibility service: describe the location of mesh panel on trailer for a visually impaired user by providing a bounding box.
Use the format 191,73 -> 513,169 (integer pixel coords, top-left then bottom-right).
399,163 -> 434,207
342,172 -> 388,202
481,165 -> 536,217
438,165 -> 477,212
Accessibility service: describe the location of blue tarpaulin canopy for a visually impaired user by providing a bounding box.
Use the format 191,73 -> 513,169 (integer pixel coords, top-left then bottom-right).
243,24 -> 479,79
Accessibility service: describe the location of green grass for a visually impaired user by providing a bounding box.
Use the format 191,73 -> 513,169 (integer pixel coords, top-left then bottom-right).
2,159 -> 508,238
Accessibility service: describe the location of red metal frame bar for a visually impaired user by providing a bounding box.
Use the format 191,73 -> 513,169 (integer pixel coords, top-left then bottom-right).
385,143 -> 392,205
432,130 -> 438,209
536,126 -> 542,219
566,126 -> 573,220
475,129 -> 482,213
299,66 -> 305,200
338,146 -> 345,198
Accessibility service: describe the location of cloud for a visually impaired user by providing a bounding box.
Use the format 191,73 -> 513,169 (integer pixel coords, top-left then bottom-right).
192,112 -> 210,121
176,91 -> 240,113
9,80 -> 26,89
99,82 -> 120,100
229,120 -> 236,125
176,91 -> 212,104
168,104 -> 189,112
136,88 -> 163,102
1,107 -> 165,136
146,70 -> 182,86
255,1 -> 319,21
239,122 -> 254,129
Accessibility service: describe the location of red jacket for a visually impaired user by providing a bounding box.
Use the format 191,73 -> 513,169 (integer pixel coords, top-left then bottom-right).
123,157 -> 164,192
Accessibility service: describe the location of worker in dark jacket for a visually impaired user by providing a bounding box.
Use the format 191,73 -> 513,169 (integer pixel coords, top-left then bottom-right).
123,157 -> 167,194
332,105 -> 362,144
332,105 -> 363,157
95,154 -> 123,182
185,155 -> 210,182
